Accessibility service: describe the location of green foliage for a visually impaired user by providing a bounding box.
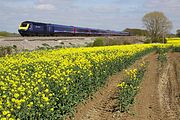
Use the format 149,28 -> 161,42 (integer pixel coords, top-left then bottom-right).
0,46 -> 18,57
0,31 -> 9,37
156,47 -> 169,63
36,43 -> 64,50
166,33 -> 176,38
172,46 -> 180,52
157,52 -> 167,63
118,62 -> 147,112
91,37 -> 133,47
176,29 -> 180,37
124,28 -> 147,36
92,37 -> 105,46
157,38 -> 167,43
0,31 -> 19,37
144,38 -> 167,44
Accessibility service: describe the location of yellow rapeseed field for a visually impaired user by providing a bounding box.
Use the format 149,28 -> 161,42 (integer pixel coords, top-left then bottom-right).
0,43 -> 173,119
167,37 -> 180,44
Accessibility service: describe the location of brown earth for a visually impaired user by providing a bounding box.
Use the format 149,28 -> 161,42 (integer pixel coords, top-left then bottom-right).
69,52 -> 180,120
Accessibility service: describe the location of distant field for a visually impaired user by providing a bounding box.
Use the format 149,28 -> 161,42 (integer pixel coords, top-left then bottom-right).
167,37 -> 180,44
0,31 -> 19,37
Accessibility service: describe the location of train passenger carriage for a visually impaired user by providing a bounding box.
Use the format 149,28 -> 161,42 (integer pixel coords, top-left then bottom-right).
18,21 -> 130,36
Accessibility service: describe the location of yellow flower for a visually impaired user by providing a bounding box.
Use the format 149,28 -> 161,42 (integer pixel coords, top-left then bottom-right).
50,108 -> 54,111
2,95 -> 6,98
27,102 -> 33,108
27,90 -> 31,94
14,93 -> 19,98
2,110 -> 9,116
43,97 -> 49,102
10,108 -> 14,112
15,100 -> 21,105
40,104 -> 43,108
133,69 -> 137,73
117,82 -> 126,88
7,113 -> 11,117
17,106 -> 21,109
1,118 -> 7,120
45,89 -> 49,93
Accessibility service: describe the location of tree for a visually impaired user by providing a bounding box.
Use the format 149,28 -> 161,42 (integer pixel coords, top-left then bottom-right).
176,29 -> 180,37
143,11 -> 172,43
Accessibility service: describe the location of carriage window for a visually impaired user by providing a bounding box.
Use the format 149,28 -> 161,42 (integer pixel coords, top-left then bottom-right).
77,28 -> 90,32
91,30 -> 98,33
54,26 -> 73,31
35,26 -> 41,28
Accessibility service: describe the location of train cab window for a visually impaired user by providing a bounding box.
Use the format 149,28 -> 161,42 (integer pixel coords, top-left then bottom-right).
21,23 -> 28,27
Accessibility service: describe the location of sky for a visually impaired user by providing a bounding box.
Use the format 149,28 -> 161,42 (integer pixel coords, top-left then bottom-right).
0,0 -> 179,33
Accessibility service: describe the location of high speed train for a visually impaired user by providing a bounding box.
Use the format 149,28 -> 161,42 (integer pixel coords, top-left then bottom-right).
18,21 -> 130,36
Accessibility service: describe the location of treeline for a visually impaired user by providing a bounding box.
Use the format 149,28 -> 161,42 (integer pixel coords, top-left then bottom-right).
176,30 -> 180,37
0,31 -> 19,37
123,28 -> 147,36
123,28 -> 178,38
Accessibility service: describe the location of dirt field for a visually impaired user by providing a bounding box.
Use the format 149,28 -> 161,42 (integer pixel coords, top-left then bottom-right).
70,52 -> 180,120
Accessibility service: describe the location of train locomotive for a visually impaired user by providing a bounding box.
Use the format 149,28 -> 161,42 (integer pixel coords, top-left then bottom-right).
18,21 -> 130,36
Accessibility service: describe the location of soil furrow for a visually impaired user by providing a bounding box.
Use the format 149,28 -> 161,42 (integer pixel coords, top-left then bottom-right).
68,52 -> 180,120
72,53 -> 155,120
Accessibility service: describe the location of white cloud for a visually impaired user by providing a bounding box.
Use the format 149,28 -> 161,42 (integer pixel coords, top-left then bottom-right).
35,4 -> 56,10
145,0 -> 180,13
144,0 -> 180,32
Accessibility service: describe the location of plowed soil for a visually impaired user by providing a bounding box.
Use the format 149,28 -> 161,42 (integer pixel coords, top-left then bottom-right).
69,52 -> 180,120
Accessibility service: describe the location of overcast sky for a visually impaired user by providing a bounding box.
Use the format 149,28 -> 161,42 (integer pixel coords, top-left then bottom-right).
0,0 -> 179,33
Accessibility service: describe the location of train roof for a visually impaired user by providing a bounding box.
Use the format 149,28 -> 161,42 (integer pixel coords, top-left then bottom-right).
23,21 -> 55,26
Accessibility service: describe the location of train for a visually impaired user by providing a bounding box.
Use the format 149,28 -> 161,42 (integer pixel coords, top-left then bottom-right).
18,21 -> 130,36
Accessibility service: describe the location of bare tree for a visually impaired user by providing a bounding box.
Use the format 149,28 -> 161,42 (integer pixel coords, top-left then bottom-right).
143,11 -> 172,43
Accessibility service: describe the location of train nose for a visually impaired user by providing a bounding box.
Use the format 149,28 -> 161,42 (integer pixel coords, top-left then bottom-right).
18,29 -> 24,33
18,29 -> 26,36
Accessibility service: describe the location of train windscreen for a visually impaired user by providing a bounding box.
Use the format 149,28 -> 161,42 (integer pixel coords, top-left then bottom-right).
19,22 -> 30,31
20,23 -> 28,27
